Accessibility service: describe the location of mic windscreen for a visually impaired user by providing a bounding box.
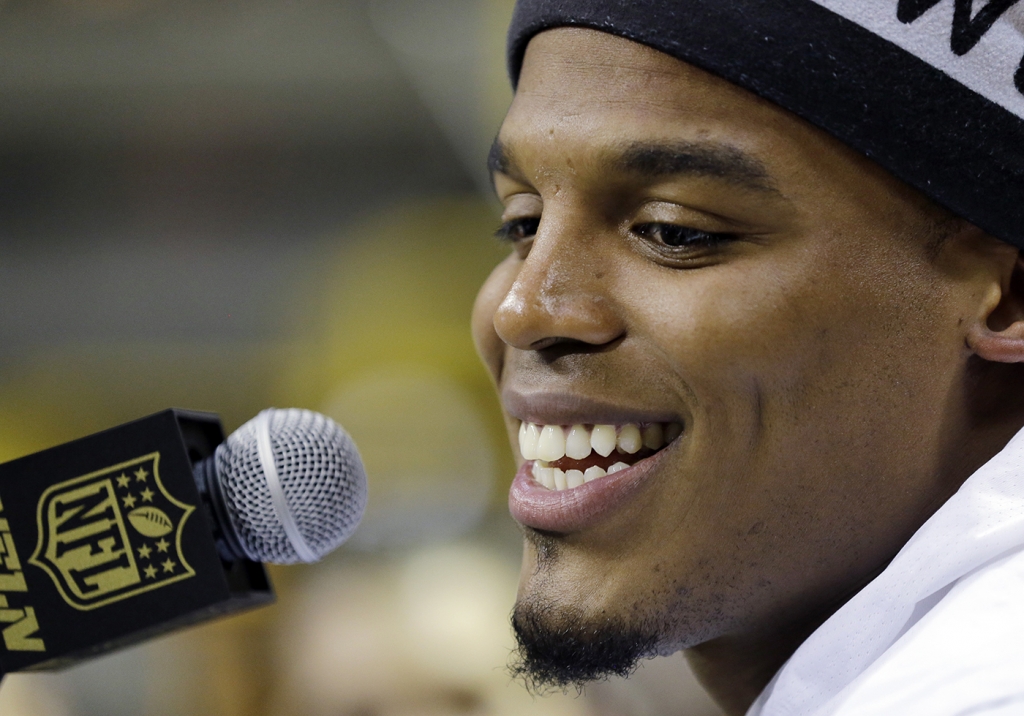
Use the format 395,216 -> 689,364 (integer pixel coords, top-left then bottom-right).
212,408 -> 367,564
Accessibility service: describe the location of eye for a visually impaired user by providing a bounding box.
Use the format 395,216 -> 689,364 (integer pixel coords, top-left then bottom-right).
494,217 -> 540,243
633,222 -> 735,248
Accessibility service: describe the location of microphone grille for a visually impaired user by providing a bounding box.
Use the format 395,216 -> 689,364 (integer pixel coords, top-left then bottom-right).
214,408 -> 368,564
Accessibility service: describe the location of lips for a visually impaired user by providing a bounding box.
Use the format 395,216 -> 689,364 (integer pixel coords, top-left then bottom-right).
508,415 -> 683,533
509,447 -> 672,533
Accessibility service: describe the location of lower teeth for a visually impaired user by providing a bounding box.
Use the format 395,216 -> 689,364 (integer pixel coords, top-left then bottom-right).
532,461 -> 631,491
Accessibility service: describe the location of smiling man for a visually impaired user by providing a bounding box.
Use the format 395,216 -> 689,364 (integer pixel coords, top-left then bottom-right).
471,1 -> 1024,715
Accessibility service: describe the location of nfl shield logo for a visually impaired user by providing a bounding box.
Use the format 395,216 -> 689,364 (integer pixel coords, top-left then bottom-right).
30,453 -> 196,610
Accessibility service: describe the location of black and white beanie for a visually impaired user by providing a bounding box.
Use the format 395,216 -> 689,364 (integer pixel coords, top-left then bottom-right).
507,1 -> 1024,249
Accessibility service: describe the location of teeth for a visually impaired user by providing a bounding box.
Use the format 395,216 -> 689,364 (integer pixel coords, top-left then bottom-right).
565,469 -> 585,489
533,464 -> 555,489
591,425 -> 616,457
565,424 -> 591,460
522,419 -> 684,491
519,422 -> 541,460
552,468 -> 567,491
642,423 -> 664,450
538,425 -> 567,461
533,461 -> 609,490
617,424 -> 642,454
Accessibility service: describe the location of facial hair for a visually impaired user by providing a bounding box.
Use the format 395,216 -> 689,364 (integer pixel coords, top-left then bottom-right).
509,592 -> 660,691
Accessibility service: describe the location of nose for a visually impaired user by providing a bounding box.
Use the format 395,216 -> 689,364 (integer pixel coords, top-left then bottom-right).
492,219 -> 625,352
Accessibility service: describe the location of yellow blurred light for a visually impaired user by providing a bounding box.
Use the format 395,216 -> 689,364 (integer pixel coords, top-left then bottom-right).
398,543 -> 518,681
324,367 -> 495,547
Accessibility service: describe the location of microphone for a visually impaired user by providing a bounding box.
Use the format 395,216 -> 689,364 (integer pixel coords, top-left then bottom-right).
0,407 -> 366,676
193,408 -> 367,565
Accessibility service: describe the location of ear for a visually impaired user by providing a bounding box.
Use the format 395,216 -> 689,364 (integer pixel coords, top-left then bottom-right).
966,250 -> 1024,363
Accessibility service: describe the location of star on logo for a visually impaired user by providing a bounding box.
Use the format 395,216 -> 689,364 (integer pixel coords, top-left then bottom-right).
138,544 -> 152,560
140,487 -> 154,503
144,565 -> 158,579
134,467 -> 149,482
156,538 -> 169,553
122,493 -> 137,509
116,473 -> 131,489
161,558 -> 176,574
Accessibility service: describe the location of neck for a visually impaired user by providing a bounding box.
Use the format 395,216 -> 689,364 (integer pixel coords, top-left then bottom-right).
683,607 -> 833,716
685,390 -> 1024,716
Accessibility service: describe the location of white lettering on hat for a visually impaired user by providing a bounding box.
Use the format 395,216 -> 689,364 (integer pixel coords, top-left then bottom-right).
810,0 -> 1024,116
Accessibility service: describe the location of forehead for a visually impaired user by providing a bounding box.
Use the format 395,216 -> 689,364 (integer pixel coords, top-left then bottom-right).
497,28 -> 884,195
512,28 -> 766,119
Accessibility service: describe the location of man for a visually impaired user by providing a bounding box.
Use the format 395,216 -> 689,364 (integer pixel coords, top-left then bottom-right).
471,1 -> 1024,714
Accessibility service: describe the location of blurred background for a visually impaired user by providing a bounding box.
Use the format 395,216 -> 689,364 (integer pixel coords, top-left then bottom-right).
0,1 -> 722,714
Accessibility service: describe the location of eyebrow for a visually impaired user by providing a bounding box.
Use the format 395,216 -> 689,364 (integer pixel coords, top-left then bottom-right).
488,137 -> 778,194
616,141 -> 776,193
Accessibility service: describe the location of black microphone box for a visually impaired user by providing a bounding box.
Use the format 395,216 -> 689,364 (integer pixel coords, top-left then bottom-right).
0,409 -> 274,675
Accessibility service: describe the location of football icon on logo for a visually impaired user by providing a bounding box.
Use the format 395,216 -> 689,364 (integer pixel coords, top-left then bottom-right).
127,506 -> 174,538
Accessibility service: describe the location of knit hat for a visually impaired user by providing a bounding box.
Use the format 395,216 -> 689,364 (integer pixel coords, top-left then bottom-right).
507,0 -> 1024,249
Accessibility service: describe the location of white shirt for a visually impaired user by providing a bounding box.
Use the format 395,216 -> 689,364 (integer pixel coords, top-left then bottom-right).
749,426 -> 1024,716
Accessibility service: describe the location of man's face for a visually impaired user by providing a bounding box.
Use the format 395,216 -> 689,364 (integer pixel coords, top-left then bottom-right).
474,28 -> 971,684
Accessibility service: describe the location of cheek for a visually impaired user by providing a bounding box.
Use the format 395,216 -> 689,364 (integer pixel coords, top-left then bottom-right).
636,248 -> 954,455
472,256 -> 519,381
637,262 -> 810,405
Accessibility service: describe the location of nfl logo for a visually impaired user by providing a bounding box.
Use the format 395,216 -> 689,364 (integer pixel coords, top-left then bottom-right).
30,453 -> 196,611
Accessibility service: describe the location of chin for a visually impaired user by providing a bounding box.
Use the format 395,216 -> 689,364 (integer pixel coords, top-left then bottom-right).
509,588 -> 661,690
510,531 -> 715,689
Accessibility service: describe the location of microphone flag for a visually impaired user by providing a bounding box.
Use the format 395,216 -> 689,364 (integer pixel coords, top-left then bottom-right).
0,409 -> 273,675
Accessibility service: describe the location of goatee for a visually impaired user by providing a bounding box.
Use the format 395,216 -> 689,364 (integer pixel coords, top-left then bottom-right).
509,597 -> 659,692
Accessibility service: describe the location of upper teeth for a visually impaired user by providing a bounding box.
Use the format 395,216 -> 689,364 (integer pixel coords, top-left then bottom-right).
518,421 -> 682,463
